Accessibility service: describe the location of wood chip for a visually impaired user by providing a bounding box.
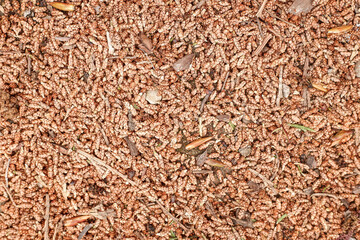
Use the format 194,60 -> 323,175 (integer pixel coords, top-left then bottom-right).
128,110 -> 135,131
138,33 -> 153,54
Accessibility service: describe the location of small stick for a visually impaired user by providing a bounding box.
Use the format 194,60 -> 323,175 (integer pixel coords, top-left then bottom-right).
220,72 -> 230,92
276,66 -> 284,107
256,17 -> 263,37
256,0 -> 268,17
1,182 -> 18,208
27,55 -> 32,75
5,157 -> 10,188
311,193 -> 339,200
77,150 -> 137,186
44,194 -> 50,240
253,34 -> 272,56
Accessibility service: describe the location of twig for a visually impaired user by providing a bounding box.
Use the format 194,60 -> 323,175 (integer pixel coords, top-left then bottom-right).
5,157 -> 10,188
220,72 -> 230,92
44,194 -> 50,240
192,170 -> 213,174
52,222 -> 59,240
256,17 -> 264,37
311,193 -> 339,200
155,199 -> 189,232
77,150 -> 137,186
256,0 -> 269,17
276,66 -> 284,107
249,169 -> 278,195
26,55 -> 32,75
1,182 -> 18,208
78,224 -> 93,240
252,34 -> 272,56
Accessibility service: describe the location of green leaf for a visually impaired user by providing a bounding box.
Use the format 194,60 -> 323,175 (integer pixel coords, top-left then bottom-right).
288,124 -> 316,132
169,230 -> 177,240
132,104 -> 140,110
276,214 -> 288,224
229,121 -> 236,131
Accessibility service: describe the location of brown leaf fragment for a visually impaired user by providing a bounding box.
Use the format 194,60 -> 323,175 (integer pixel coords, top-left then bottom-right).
64,215 -> 91,227
216,114 -> 230,122
353,185 -> 360,194
127,110 -> 135,131
49,2 -> 75,11
328,25 -> 353,34
200,90 -> 212,113
239,146 -> 252,157
205,158 -> 225,168
289,0 -> 313,15
138,33 -> 153,54
196,150 -> 208,166
173,54 -> 194,72
124,136 -> 139,156
331,130 -> 353,147
305,155 -> 317,169
185,136 -> 213,150
230,217 -> 254,228
247,181 -> 260,191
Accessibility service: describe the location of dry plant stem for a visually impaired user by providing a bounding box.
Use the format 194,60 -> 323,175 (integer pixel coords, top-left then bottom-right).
276,66 -> 284,107
78,224 -> 93,240
253,34 -> 272,56
220,72 -> 230,92
256,17 -> 264,37
311,193 -> 339,200
1,182 -> 17,208
249,169 -> 278,195
44,194 -> 50,240
192,170 -> 213,174
155,199 -> 189,232
97,122 -> 110,146
77,150 -> 137,186
52,223 -> 59,240
5,157 -> 10,188
256,0 -> 269,17
200,91 -> 212,113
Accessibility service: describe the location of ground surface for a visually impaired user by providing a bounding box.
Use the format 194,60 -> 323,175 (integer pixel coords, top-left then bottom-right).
0,0 -> 360,239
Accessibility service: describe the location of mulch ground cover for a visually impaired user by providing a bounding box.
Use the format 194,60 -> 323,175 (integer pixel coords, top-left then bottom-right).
1,0 -> 360,239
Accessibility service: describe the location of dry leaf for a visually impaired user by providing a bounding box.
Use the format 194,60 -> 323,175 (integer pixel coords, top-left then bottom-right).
328,25 -> 353,34
49,2 -> 75,11
230,217 -> 254,228
185,136 -> 213,150
205,158 -> 225,168
353,185 -> 360,194
282,84 -> 290,98
331,130 -> 353,146
196,150 -> 208,166
216,114 -> 230,122
173,54 -> 194,72
239,146 -> 252,157
138,33 -> 153,54
64,215 -> 91,227
305,155 -> 317,169
124,136 -> 139,156
247,181 -> 260,191
289,0 -> 313,15
145,90 -> 162,104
